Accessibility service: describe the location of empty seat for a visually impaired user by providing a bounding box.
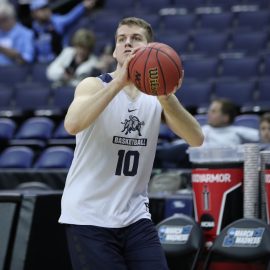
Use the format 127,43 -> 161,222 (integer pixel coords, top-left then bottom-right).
14,87 -> 51,111
234,114 -> 260,129
192,32 -> 229,55
236,10 -> 270,31
157,214 -> 204,270
183,58 -> 219,80
30,63 -> 51,85
0,146 -> 34,168
214,80 -> 255,107
103,0 -> 135,11
15,181 -> 53,191
159,123 -> 175,142
0,118 -> 16,140
48,120 -> 75,146
176,81 -> 212,108
198,12 -> 233,32
50,87 -> 74,111
162,14 -> 196,34
230,31 -> 268,55
256,79 -> 270,110
157,35 -> 189,55
14,117 -> 55,140
203,218 -> 270,270
155,142 -> 190,169
220,56 -> 259,79
207,0 -> 239,10
0,87 -> 13,110
138,0 -> 172,12
174,0 -> 207,10
33,146 -> 74,169
11,117 -> 55,149
0,65 -> 30,86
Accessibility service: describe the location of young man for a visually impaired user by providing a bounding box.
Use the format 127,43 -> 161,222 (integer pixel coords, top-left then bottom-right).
202,98 -> 259,146
30,0 -> 97,62
0,2 -> 34,65
59,17 -> 204,270
260,112 -> 270,144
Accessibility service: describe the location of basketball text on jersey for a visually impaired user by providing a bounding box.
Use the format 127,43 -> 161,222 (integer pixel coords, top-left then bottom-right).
113,136 -> 147,146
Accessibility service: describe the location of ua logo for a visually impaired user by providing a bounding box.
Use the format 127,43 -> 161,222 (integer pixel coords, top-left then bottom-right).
121,115 -> 145,136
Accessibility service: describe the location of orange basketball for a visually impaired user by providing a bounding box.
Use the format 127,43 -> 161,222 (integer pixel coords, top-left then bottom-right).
128,42 -> 183,96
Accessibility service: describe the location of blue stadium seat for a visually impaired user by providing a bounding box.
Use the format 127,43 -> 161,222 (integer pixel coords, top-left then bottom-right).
31,63 -> 51,85
137,0 -> 172,12
233,114 -> 260,129
0,65 -> 30,86
183,58 -> 219,80
230,31 -> 268,55
50,86 -> 74,111
159,123 -> 175,143
0,146 -> 34,168
220,56 -> 259,79
214,80 -> 255,107
198,12 -> 233,32
155,142 -> 190,168
157,35 -> 190,55
14,117 -> 55,140
174,0 -> 207,10
207,0 -> 239,10
191,32 -> 229,55
262,55 -> 270,78
0,118 -> 16,141
48,120 -> 75,146
236,10 -> 270,31
33,146 -> 74,169
103,0 -> 135,11
14,86 -> 51,111
0,87 -> 13,110
11,117 -> 55,149
256,79 -> 270,110
162,14 -> 196,34
176,81 -> 212,109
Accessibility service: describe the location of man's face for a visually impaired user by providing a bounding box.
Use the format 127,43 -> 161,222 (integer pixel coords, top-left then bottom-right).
207,101 -> 228,127
32,7 -> 51,23
113,24 -> 148,65
260,121 -> 270,143
0,15 -> 14,31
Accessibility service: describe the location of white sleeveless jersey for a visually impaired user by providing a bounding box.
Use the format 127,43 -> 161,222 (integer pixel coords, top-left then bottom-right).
59,74 -> 162,227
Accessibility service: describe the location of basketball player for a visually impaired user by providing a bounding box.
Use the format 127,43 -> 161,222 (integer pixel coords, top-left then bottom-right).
59,17 -> 204,270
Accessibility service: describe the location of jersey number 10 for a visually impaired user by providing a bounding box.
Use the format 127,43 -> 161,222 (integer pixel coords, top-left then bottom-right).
115,150 -> 139,176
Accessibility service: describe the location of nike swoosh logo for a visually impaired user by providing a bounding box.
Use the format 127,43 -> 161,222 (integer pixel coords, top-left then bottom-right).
128,109 -> 137,112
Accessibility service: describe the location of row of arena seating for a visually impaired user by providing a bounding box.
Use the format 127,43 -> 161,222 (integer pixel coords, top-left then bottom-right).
0,113 -> 261,170
1,53 -> 269,87
72,10 -> 270,55
1,76 -> 269,116
100,0 -> 269,12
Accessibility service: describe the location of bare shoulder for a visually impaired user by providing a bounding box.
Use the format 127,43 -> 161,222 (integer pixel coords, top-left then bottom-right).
75,76 -> 104,97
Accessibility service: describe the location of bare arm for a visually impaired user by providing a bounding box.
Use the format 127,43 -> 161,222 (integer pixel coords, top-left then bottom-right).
64,54 -> 133,135
158,94 -> 204,147
0,46 -> 24,64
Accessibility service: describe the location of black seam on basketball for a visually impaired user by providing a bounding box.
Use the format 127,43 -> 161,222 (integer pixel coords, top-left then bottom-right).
156,50 -> 167,95
144,47 -> 153,95
129,47 -> 147,78
151,47 -> 181,78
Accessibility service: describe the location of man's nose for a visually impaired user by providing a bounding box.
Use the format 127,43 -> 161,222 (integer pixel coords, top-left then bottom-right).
125,37 -> 132,46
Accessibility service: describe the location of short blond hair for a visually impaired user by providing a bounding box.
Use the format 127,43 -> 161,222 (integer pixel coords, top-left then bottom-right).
116,17 -> 154,43
71,29 -> 96,52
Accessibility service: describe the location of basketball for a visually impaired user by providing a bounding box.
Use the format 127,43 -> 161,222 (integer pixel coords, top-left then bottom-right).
128,42 -> 183,96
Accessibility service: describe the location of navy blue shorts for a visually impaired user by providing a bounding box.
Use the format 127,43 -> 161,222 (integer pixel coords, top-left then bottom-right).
65,219 -> 169,270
